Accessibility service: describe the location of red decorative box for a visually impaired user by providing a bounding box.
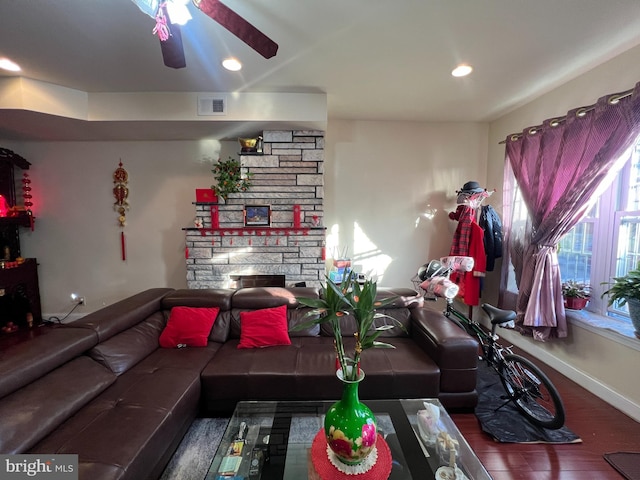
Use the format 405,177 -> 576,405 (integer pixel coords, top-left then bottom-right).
195,189 -> 218,203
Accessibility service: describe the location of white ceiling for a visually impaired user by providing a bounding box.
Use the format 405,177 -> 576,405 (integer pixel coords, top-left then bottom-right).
2,0 -> 640,141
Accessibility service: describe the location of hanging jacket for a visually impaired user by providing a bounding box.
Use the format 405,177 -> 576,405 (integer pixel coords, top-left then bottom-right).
479,205 -> 503,271
449,206 -> 486,306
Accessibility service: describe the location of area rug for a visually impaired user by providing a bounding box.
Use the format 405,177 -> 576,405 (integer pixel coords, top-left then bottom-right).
474,362 -> 582,444
604,452 -> 640,480
160,417 -> 229,480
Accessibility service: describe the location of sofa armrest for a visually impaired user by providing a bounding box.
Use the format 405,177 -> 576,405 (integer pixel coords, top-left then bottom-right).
410,304 -> 478,371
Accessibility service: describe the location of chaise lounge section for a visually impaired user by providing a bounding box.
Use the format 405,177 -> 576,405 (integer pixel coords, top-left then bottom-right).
0,286 -> 478,480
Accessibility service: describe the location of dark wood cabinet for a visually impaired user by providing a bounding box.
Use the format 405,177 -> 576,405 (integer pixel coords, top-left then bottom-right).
0,148 -> 40,335
0,259 -> 42,332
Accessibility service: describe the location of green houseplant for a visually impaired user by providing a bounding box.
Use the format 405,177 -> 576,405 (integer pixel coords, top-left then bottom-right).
562,280 -> 591,310
294,272 -> 401,466
211,156 -> 252,201
601,264 -> 640,337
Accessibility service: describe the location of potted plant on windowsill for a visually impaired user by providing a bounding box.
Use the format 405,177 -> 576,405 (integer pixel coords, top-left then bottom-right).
562,280 -> 591,310
601,264 -> 640,339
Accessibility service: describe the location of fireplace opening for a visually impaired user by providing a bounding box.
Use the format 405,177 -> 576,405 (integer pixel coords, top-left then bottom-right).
229,275 -> 286,288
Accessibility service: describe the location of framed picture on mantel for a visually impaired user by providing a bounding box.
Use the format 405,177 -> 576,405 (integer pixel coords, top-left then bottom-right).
244,205 -> 271,227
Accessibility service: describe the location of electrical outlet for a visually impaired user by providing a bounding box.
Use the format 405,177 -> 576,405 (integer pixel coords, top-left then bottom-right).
70,293 -> 85,305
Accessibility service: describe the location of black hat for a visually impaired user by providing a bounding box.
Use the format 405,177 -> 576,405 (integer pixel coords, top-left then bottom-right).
459,181 -> 484,194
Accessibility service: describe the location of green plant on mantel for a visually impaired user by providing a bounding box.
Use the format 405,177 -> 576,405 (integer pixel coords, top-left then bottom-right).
211,156 -> 252,201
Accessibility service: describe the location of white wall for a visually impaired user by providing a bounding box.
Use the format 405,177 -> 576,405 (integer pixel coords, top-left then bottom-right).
485,44 -> 640,421
5,139 -> 236,316
7,121 -> 490,315
324,120 -> 490,287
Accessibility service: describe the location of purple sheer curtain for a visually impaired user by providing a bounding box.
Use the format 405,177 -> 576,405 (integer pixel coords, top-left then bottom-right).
502,82 -> 640,341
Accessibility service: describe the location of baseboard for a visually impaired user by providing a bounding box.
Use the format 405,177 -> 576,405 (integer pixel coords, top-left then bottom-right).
507,333 -> 640,423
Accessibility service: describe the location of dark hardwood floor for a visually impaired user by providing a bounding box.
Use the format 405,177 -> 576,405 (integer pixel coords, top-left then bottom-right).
450,356 -> 640,479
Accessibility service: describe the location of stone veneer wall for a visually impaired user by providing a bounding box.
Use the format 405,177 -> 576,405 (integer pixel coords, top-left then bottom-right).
186,130 -> 325,288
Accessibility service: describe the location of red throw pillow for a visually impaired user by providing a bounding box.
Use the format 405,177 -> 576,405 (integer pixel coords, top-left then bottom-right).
238,304 -> 291,349
159,306 -> 219,348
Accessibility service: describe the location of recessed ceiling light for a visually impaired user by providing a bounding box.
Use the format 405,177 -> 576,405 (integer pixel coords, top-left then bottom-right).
0,58 -> 21,72
222,57 -> 242,71
451,64 -> 473,77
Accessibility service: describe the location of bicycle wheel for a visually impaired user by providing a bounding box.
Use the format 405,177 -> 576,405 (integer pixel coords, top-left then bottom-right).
499,354 -> 565,429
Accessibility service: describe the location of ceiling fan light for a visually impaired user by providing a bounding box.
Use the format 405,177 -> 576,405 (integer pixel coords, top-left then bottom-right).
0,58 -> 21,72
452,64 -> 473,77
166,0 -> 192,25
222,57 -> 242,71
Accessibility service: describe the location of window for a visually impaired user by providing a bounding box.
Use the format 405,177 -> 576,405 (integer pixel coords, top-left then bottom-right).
505,135 -> 640,333
557,136 -> 640,323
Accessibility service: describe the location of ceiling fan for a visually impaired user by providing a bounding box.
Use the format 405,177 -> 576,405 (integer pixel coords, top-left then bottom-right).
134,0 -> 279,69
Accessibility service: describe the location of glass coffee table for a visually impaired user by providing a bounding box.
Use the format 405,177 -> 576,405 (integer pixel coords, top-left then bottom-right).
205,399 -> 492,480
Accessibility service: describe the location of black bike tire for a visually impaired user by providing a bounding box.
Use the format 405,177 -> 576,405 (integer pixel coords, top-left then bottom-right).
499,354 -> 565,429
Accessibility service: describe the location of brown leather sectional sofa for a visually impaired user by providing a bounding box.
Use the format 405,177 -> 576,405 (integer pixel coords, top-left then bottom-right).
0,286 -> 478,480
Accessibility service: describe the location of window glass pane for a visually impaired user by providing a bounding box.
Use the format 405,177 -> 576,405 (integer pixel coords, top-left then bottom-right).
608,216 -> 640,317
558,222 -> 593,283
616,216 -> 640,276
623,143 -> 640,211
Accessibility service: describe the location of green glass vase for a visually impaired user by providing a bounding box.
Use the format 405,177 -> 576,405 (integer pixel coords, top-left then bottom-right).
324,368 -> 377,465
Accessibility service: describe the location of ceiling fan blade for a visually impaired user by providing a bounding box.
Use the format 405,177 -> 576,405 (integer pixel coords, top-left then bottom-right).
159,23 -> 187,69
195,0 -> 278,59
155,3 -> 187,69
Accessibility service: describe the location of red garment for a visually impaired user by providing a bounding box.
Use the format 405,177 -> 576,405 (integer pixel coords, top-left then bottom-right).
449,205 -> 474,256
449,211 -> 486,306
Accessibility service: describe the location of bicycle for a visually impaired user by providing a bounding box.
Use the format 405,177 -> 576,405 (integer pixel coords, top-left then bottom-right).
413,257 -> 566,430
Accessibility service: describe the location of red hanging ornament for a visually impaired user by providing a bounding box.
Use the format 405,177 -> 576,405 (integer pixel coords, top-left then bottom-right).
21,173 -> 35,230
210,205 -> 219,228
21,173 -> 33,210
113,159 -> 129,261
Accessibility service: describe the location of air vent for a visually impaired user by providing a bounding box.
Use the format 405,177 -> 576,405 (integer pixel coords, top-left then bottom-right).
197,95 -> 227,116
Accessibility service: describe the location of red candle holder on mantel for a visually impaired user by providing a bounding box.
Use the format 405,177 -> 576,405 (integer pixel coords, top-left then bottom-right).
309,429 -> 392,480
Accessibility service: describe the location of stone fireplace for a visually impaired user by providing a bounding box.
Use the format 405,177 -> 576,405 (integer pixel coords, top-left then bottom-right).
185,130 -> 325,289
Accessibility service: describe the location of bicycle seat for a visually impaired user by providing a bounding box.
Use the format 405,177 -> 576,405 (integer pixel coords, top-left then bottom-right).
481,303 -> 516,325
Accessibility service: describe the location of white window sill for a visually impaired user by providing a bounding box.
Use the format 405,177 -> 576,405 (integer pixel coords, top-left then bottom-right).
566,308 -> 640,351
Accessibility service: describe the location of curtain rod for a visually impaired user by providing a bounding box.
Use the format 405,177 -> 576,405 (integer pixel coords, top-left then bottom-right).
498,88 -> 635,144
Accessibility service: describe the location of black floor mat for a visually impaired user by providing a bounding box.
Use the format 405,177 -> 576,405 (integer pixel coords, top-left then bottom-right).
604,452 -> 640,480
474,361 -> 581,443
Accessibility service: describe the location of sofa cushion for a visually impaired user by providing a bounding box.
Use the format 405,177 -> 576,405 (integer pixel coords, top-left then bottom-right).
88,312 -> 164,375
231,286 -> 319,310
0,326 -> 97,400
238,305 -> 291,349
201,337 -> 441,414
161,289 -> 235,343
69,288 -> 174,342
319,288 -> 420,339
0,356 -> 115,453
30,355 -> 205,480
159,306 -> 219,348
